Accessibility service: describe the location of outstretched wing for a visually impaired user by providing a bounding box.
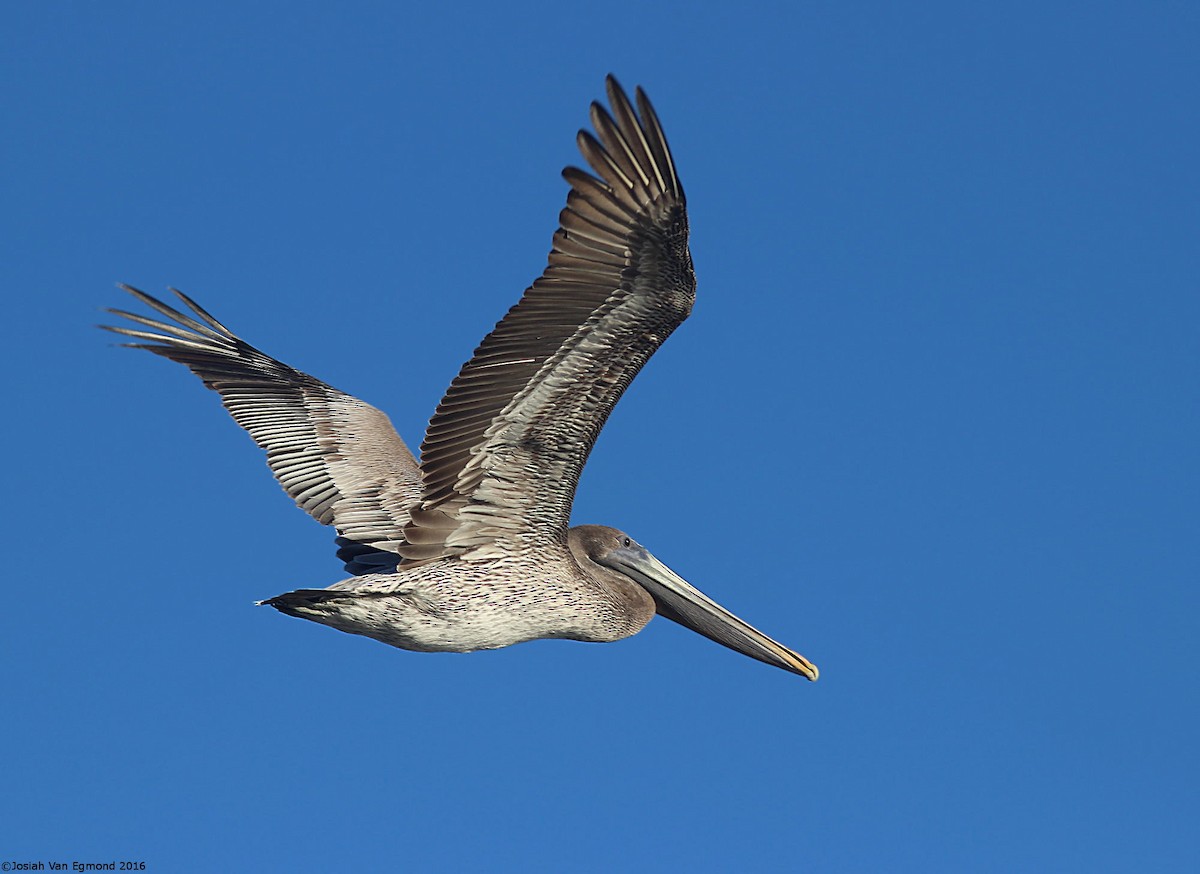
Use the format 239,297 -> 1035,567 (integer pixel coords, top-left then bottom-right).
103,286 -> 421,572
399,76 -> 695,563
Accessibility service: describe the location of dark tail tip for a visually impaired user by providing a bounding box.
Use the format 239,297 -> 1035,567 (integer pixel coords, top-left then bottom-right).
259,588 -> 348,618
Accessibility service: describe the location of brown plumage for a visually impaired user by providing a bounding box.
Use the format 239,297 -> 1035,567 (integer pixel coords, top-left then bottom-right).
102,76 -> 818,680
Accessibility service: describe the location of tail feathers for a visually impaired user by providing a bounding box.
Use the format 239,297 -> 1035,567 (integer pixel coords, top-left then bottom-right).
259,588 -> 353,618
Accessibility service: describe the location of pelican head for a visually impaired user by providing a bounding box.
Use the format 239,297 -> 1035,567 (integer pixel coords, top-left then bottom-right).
569,525 -> 818,680
107,80 -> 822,683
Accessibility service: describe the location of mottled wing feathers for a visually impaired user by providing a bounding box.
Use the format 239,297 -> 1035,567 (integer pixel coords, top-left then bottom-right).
104,77 -> 693,574
102,286 -> 421,570
400,76 -> 695,563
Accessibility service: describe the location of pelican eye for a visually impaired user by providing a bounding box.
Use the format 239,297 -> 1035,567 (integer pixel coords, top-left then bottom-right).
622,537 -> 632,548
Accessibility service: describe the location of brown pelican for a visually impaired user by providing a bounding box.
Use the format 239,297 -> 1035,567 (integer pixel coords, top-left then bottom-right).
103,76 -> 818,680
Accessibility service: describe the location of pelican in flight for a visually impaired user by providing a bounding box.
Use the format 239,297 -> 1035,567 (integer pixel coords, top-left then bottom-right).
103,76 -> 818,680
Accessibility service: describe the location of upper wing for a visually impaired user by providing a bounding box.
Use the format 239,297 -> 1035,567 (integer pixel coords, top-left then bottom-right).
102,286 -> 421,572
399,76 -> 696,563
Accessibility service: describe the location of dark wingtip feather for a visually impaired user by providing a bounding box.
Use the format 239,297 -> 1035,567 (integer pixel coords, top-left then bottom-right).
632,86 -> 682,200
169,286 -> 234,336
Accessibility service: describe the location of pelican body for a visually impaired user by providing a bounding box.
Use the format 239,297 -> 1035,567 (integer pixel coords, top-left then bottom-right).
104,77 -> 818,680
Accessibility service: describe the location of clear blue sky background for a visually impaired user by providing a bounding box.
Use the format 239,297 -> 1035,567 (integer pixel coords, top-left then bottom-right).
2,2 -> 1196,871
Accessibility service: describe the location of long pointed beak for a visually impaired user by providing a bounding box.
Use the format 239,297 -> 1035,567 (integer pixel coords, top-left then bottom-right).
600,545 -> 818,680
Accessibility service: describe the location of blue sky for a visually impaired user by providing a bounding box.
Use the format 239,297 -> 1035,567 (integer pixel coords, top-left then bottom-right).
2,1 -> 1196,870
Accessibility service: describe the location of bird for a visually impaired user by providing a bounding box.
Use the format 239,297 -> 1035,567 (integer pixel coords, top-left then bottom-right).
102,76 -> 818,680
